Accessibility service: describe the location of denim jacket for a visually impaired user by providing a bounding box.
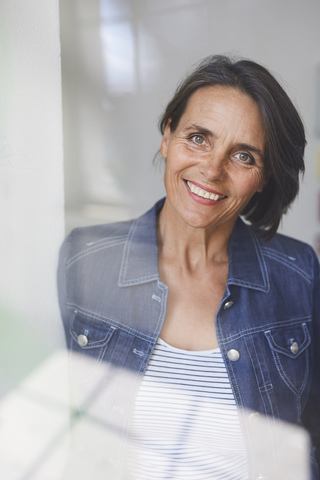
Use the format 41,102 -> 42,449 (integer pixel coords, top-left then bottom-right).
58,199 -> 320,480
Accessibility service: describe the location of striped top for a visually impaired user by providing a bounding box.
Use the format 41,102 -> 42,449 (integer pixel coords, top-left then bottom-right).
125,338 -> 248,480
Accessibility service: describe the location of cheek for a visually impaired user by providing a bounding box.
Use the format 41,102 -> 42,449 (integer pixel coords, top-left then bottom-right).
163,162 -> 178,190
163,157 -> 185,195
163,162 -> 173,191
166,143 -> 196,171
249,167 -> 265,188
235,172 -> 265,199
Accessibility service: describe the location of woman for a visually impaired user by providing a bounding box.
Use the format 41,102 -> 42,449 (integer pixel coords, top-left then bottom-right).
58,55 -> 320,479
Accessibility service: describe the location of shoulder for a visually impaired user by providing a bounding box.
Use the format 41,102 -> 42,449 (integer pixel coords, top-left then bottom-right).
59,218 -> 135,266
59,198 -> 164,267
57,201 -> 162,316
259,230 -> 316,261
256,229 -> 319,281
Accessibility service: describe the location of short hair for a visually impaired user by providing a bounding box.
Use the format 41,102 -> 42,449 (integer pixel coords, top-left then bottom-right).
159,55 -> 306,240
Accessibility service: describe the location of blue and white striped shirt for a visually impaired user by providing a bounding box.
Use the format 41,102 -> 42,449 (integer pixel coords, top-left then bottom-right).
126,338 -> 248,479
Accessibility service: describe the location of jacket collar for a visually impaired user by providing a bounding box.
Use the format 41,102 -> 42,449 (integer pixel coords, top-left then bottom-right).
118,199 -> 164,287
228,217 -> 270,292
119,198 -> 269,292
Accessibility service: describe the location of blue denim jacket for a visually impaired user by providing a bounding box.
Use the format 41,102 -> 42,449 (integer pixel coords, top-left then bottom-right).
58,199 -> 320,479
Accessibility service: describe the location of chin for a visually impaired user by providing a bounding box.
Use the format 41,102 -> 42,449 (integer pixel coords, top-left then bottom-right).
182,212 -> 218,230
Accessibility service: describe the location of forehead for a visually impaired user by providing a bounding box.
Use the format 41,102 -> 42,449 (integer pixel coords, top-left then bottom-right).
179,85 -> 264,143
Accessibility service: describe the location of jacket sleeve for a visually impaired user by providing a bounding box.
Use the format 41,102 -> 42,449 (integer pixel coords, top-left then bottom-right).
57,234 -> 72,348
301,247 -> 320,476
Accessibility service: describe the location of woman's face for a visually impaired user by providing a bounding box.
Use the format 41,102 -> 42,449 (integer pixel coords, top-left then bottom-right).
160,85 -> 267,233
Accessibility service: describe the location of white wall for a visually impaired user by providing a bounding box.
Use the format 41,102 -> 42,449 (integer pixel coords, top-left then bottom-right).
0,2 -> 68,477
61,0 -> 320,249
0,1 -> 65,386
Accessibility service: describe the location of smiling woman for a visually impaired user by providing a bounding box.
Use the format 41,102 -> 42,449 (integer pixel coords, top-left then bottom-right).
159,56 -> 306,240
58,55 -> 320,479
159,86 -> 267,235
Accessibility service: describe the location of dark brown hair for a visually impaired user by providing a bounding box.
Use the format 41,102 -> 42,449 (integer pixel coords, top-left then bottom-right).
159,55 -> 306,239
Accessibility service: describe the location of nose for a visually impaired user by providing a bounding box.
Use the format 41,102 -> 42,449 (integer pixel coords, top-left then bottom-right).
199,151 -> 227,182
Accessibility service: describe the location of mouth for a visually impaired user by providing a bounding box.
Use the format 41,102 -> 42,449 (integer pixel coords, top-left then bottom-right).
186,180 -> 227,201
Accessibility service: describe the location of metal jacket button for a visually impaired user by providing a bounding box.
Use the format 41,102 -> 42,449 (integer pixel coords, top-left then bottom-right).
224,301 -> 234,310
290,342 -> 299,355
249,412 -> 260,423
77,334 -> 88,347
227,349 -> 240,361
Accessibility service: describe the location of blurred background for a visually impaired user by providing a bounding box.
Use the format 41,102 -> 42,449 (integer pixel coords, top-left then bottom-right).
0,0 -> 320,478
60,0 -> 320,248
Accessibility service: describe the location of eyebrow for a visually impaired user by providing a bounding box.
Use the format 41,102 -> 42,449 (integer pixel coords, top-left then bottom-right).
235,143 -> 264,159
184,124 -> 215,138
184,124 -> 264,159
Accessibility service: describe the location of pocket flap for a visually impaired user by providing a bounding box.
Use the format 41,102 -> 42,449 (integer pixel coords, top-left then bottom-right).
70,310 -> 116,350
264,323 -> 310,359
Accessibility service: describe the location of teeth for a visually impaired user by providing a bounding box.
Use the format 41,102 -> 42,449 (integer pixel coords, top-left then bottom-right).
187,181 -> 224,201
210,193 -> 218,201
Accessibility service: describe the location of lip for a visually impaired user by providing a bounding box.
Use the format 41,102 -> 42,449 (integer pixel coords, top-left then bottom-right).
185,179 -> 225,197
184,180 -> 227,205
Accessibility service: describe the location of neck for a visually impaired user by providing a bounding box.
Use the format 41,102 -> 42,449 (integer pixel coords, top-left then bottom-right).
157,199 -> 235,269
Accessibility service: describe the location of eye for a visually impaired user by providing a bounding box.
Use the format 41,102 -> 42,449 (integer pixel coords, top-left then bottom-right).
234,152 -> 255,164
190,134 -> 206,145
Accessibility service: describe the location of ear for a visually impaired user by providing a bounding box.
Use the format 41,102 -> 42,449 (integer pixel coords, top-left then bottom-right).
160,119 -> 172,158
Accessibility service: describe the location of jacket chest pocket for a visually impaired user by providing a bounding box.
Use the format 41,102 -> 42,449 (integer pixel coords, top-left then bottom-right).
264,322 -> 311,396
69,309 -> 116,385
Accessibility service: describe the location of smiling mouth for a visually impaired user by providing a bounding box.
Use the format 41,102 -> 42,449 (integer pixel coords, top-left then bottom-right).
186,181 -> 226,201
